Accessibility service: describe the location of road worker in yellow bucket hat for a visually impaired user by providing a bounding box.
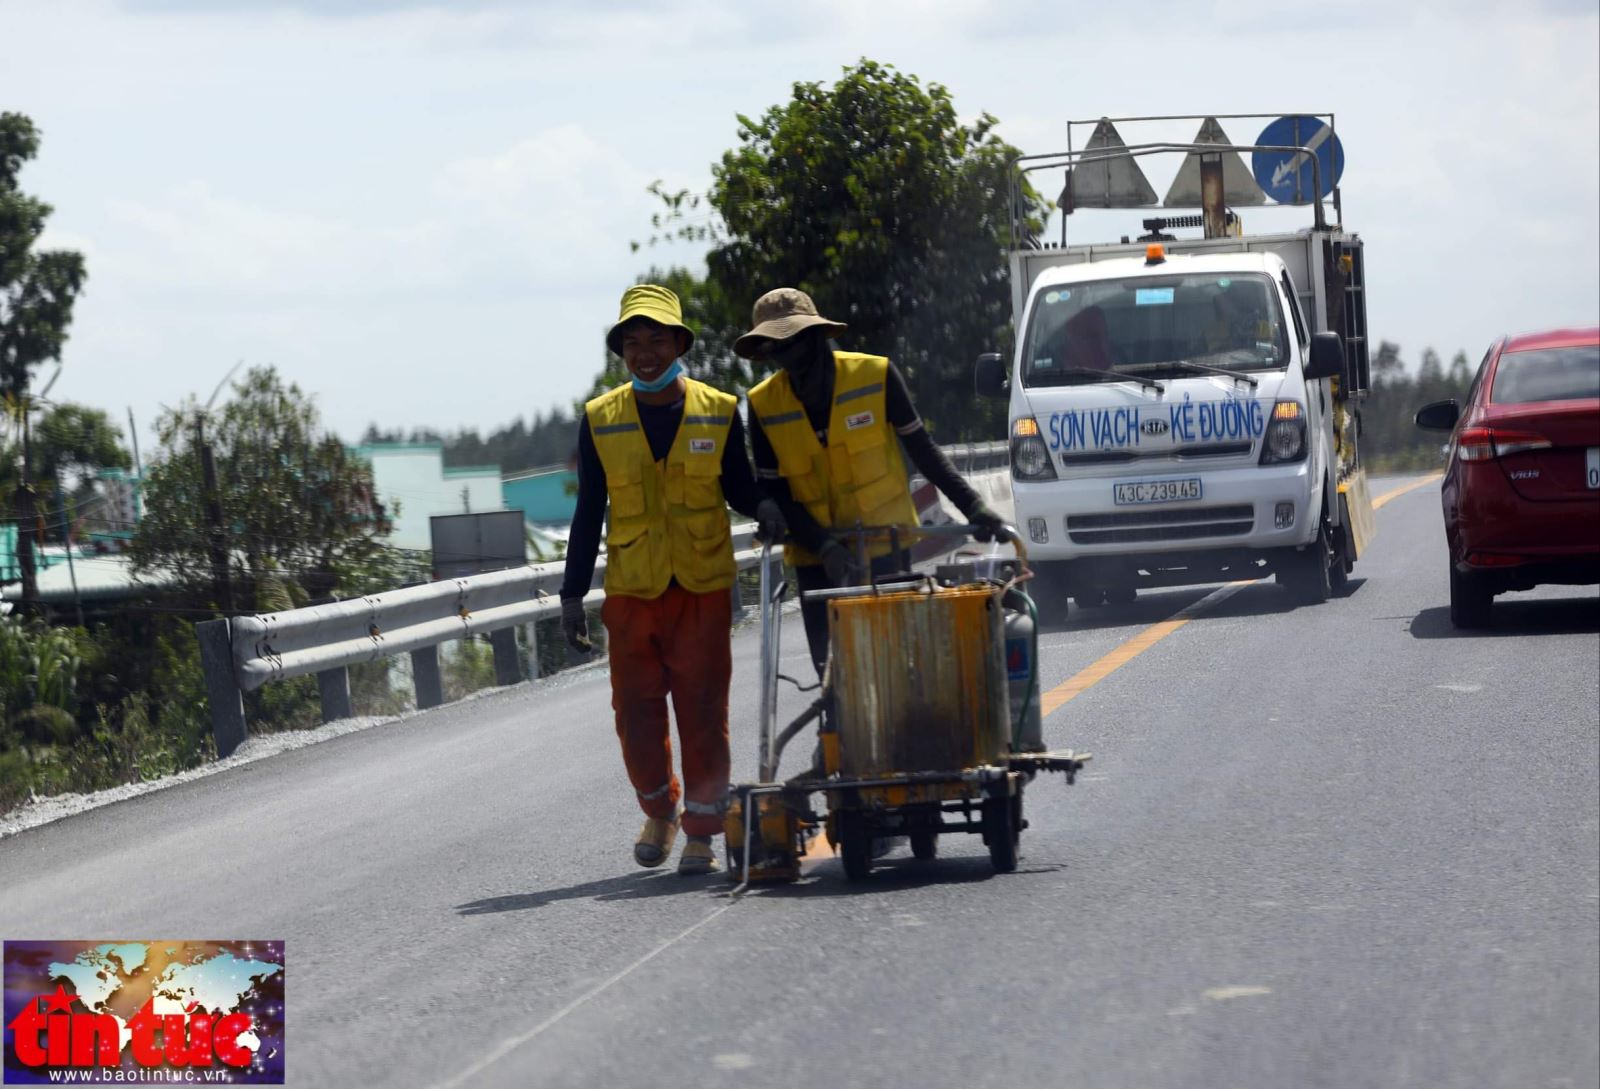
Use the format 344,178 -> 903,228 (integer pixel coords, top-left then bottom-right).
560,284 -> 787,875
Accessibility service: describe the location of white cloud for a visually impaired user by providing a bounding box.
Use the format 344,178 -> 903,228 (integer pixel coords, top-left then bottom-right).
5,0 -> 1596,440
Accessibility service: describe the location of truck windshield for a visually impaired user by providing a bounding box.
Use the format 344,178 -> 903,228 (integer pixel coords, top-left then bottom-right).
1022,272 -> 1290,387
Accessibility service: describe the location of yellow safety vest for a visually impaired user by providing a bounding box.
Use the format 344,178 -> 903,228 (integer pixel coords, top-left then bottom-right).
586,379 -> 738,598
748,352 -> 917,566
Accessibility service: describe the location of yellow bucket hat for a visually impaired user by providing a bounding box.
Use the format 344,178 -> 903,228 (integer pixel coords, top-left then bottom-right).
606,284 -> 696,357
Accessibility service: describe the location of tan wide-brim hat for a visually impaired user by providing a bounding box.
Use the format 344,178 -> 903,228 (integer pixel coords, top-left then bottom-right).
732,287 -> 847,359
606,284 -> 696,357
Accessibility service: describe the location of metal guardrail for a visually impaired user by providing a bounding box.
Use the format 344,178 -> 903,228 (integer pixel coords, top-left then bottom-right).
196,527 -> 764,757
195,447 -> 1012,757
937,440 -> 1009,474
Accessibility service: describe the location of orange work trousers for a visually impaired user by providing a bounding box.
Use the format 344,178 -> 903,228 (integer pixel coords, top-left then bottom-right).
601,584 -> 732,837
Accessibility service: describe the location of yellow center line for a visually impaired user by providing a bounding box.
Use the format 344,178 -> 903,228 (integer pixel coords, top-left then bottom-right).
790,473 -> 1446,859
1039,580 -> 1251,717
1037,472 -> 1443,717
1372,472 -> 1443,510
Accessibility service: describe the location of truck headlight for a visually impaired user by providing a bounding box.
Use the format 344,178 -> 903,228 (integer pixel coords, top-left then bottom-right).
1260,401 -> 1307,464
1011,417 -> 1057,481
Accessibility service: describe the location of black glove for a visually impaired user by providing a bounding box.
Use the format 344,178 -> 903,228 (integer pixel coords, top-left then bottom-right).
560,597 -> 591,652
819,539 -> 864,587
754,499 -> 788,545
967,503 -> 1007,543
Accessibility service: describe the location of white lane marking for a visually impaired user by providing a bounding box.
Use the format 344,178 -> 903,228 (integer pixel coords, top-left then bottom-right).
713,1054 -> 755,1070
1435,683 -> 1483,693
429,902 -> 735,1088
1202,985 -> 1273,1001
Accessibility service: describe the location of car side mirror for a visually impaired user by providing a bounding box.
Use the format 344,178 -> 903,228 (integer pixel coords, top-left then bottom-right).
1414,400 -> 1460,431
1305,331 -> 1344,381
974,352 -> 1008,399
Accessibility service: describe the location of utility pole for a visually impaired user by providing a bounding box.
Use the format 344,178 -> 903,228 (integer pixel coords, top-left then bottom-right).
61,493 -> 84,628
15,408 -> 38,605
126,406 -> 144,527
195,413 -> 233,616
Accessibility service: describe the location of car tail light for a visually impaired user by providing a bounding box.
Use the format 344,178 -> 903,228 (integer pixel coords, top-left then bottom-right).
1465,551 -> 1525,568
1455,427 -> 1553,461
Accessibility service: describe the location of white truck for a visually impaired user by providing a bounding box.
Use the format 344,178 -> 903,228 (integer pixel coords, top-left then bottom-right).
975,113 -> 1375,616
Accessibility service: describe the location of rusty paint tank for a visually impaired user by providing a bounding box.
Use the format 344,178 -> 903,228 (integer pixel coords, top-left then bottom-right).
827,584 -> 1010,776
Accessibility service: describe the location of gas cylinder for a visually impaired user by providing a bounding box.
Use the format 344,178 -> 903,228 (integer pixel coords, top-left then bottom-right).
1002,588 -> 1044,752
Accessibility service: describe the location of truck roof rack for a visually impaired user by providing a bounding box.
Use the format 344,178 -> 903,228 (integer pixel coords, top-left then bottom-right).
1010,113 -> 1342,249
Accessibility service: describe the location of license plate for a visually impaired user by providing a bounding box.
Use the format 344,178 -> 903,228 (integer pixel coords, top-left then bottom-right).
1588,447 -> 1599,489
1114,478 -> 1202,505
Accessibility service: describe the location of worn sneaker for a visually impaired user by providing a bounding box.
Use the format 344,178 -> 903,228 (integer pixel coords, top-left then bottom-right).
678,835 -> 720,876
634,812 -> 680,868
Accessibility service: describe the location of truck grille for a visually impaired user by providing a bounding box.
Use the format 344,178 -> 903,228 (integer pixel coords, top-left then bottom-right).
1067,504 -> 1255,545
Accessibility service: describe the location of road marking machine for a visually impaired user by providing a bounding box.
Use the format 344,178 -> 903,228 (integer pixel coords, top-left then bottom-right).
726,523 -> 1090,890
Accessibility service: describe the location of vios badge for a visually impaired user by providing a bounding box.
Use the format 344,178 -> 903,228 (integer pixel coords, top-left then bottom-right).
1141,418 -> 1170,437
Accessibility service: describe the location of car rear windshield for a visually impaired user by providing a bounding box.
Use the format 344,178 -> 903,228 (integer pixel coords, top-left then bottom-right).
1022,272 -> 1289,387
1491,344 -> 1600,404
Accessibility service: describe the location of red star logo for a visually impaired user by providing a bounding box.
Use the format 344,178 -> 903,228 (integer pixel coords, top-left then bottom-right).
42,984 -> 76,1014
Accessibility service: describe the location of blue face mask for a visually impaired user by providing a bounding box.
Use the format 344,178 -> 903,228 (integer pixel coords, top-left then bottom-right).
632,358 -> 685,394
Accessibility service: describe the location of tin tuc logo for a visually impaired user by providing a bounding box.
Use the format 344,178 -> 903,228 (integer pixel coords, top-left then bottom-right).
3,941 -> 285,1085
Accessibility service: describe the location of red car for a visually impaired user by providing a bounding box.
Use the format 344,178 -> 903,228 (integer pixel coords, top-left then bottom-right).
1416,327 -> 1600,627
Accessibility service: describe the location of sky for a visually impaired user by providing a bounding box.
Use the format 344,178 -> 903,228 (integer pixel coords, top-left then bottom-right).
2,0 -> 1597,453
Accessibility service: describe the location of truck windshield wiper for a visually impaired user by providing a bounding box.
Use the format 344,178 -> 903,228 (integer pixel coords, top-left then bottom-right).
1122,360 -> 1260,387
1041,367 -> 1164,392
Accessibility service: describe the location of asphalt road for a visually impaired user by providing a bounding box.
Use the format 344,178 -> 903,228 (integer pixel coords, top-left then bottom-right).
2,475 -> 1596,1089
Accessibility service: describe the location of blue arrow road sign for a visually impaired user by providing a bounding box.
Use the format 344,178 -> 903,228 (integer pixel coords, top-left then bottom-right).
1252,116 -> 1344,205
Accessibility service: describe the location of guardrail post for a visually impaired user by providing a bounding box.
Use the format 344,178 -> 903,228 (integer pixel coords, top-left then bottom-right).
488,628 -> 522,686
411,646 -> 444,709
317,666 -> 352,723
197,618 -> 247,758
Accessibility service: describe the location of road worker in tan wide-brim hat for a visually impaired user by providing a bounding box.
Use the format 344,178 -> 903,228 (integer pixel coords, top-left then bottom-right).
740,286 -> 1007,687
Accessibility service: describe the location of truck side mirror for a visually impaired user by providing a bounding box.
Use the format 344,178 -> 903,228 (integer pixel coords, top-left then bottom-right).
1305,332 -> 1344,381
974,352 -> 1008,399
1414,400 -> 1460,431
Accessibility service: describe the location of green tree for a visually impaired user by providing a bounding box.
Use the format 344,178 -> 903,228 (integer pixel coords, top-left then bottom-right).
646,59 -> 1047,438
130,366 -> 397,612
24,404 -> 133,541
1359,342 -> 1477,471
1,112 -> 88,597
33,404 -> 130,484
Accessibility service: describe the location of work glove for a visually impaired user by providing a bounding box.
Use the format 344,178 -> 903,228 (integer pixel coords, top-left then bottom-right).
754,499 -> 788,545
967,503 -> 1008,543
560,597 -> 591,652
819,539 -> 865,588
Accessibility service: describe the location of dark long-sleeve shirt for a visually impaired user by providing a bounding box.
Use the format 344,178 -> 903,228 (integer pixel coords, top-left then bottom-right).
559,395 -> 765,600
748,356 -> 984,560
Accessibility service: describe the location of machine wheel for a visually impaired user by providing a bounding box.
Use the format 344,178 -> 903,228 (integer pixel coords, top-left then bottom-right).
838,811 -> 874,881
1072,588 -> 1105,609
1449,562 -> 1492,628
982,792 -> 1020,874
910,829 -> 938,860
